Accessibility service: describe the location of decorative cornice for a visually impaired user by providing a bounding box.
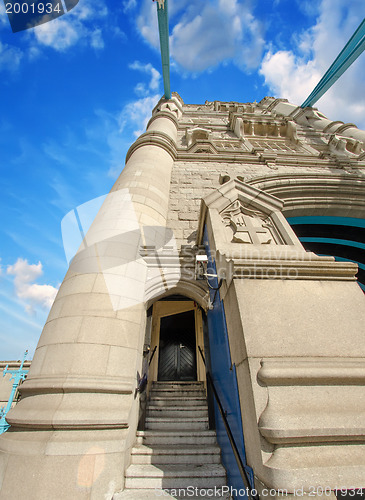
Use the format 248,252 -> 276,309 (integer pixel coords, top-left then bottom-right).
126,130 -> 177,162
336,123 -> 359,134
174,148 -> 353,166
147,110 -> 179,130
322,120 -> 344,133
259,97 -> 289,113
230,258 -> 358,281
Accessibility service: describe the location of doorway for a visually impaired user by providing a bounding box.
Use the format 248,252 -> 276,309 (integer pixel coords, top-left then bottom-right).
158,310 -> 196,381
147,298 -> 206,392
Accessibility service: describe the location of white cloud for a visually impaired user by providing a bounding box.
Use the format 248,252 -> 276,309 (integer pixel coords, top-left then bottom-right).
116,61 -> 162,138
30,0 -> 108,52
259,0 -> 365,129
136,0 -> 265,73
0,41 -> 23,72
119,94 -> 161,138
98,61 -> 162,180
90,28 -> 104,50
123,0 -> 137,12
129,61 -> 161,91
137,0 -> 159,48
0,0 -> 109,71
90,65 -> 161,182
33,18 -> 79,51
7,258 -> 58,315
107,165 -> 122,179
0,2 -> 8,28
260,50 -> 321,107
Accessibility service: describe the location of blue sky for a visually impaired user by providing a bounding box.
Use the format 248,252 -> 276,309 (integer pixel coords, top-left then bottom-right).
0,0 -> 364,360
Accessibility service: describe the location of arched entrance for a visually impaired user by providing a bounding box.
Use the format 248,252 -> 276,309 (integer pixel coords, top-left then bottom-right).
146,296 -> 206,391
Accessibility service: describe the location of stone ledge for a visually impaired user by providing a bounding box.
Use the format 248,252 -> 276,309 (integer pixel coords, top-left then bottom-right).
20,374 -> 134,395
258,358 -> 365,385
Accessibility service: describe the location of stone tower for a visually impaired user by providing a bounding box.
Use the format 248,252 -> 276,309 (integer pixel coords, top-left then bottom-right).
0,94 -> 364,499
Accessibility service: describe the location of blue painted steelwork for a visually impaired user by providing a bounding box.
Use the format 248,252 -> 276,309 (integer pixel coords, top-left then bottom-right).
154,0 -> 171,99
203,227 -> 253,499
301,18 -> 365,108
0,350 -> 29,434
288,216 -> 365,228
298,237 -> 365,250
287,215 -> 365,291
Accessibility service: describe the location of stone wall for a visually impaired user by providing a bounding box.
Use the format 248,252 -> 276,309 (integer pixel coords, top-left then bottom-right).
166,95 -> 365,247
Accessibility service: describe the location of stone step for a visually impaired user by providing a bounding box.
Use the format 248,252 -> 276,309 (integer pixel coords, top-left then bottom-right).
149,397 -> 207,407
145,417 -> 209,431
149,388 -> 206,398
136,430 -> 217,446
113,488 -> 231,499
152,382 -> 204,388
123,382 -> 228,496
131,444 -> 221,464
125,464 -> 226,489
151,382 -> 205,393
147,406 -> 208,419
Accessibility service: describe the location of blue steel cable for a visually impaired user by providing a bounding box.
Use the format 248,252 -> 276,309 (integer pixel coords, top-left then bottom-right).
301,18 -> 365,108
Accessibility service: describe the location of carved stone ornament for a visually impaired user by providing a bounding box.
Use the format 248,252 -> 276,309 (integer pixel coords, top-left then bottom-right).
155,101 -> 181,119
221,200 -> 281,245
185,127 -> 211,147
204,101 -> 214,110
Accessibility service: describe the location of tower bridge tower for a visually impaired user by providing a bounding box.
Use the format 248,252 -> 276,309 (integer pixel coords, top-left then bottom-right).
0,93 -> 364,499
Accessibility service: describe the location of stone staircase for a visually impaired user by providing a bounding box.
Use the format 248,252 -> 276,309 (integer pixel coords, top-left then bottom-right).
114,381 -> 229,499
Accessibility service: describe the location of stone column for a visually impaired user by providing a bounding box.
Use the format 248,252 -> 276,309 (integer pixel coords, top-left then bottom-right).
0,96 -> 181,500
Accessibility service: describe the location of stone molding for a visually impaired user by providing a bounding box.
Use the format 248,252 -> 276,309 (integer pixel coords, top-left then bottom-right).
143,248 -> 209,310
0,360 -> 31,369
257,357 -> 365,445
230,258 -> 357,280
7,420 -> 129,431
147,109 -> 179,130
145,277 -> 209,311
258,358 -> 365,386
125,130 -> 177,163
247,172 -> 365,217
18,374 -> 134,395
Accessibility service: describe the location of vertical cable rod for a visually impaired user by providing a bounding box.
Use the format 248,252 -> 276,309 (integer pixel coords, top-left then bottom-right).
154,0 -> 171,99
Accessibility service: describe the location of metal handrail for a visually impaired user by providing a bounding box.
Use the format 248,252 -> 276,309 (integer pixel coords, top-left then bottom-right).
198,346 -> 259,500
149,346 -> 158,366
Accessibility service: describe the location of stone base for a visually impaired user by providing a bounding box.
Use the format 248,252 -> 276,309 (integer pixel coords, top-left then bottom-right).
0,428 -> 128,500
